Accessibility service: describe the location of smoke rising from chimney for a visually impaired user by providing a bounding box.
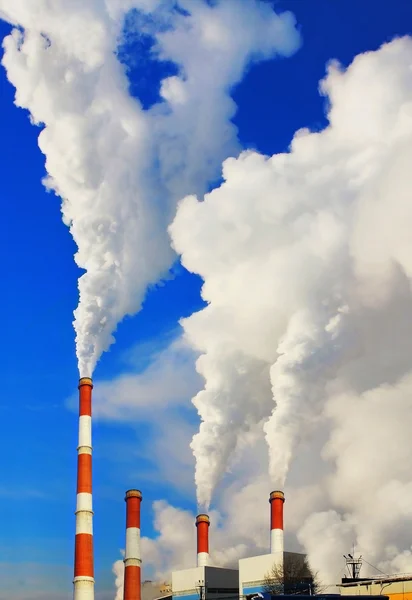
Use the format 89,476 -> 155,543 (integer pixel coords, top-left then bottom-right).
0,0 -> 300,378
170,36 -> 412,508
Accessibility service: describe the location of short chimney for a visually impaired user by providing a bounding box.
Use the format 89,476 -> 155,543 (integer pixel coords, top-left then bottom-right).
123,490 -> 142,600
196,514 -> 210,567
269,490 -> 285,554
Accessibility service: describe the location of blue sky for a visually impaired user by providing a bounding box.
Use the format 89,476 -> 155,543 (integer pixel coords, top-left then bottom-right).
1,1 -> 412,598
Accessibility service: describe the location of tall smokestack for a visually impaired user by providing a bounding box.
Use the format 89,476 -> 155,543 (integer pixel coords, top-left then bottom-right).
74,377 -> 94,600
269,490 -> 285,554
196,514 -> 210,567
123,490 -> 142,600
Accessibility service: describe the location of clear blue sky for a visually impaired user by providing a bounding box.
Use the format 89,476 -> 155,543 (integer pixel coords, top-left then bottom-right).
1,1 -> 411,598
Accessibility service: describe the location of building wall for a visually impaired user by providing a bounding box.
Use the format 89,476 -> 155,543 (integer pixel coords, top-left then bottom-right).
239,552 -> 282,596
172,566 -> 239,600
340,578 -> 412,600
239,551 -> 306,596
172,566 -> 203,600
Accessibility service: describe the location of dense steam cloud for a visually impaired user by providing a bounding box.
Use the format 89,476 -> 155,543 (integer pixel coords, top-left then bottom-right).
170,36 -> 412,511
0,0 -> 300,377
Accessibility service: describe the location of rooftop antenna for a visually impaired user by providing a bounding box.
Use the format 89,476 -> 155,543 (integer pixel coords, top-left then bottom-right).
344,545 -> 363,580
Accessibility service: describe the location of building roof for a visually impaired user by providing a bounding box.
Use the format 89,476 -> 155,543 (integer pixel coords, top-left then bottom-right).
340,573 -> 412,586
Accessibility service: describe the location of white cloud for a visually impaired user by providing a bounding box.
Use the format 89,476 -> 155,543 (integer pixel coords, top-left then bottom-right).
88,334 -> 200,494
93,336 -> 201,420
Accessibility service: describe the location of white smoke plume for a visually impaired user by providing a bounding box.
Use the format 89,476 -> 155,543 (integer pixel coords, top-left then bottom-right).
170,35 -> 412,516
112,553 -> 125,600
0,0 -> 300,377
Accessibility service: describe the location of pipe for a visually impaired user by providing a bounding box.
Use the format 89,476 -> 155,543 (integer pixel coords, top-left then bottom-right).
270,490 -> 285,554
196,514 -> 210,567
74,377 -> 95,600
123,490 -> 142,600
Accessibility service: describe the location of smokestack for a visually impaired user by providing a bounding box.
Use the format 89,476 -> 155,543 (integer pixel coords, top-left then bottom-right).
123,490 -> 142,600
269,490 -> 285,554
196,514 -> 210,567
74,377 -> 94,600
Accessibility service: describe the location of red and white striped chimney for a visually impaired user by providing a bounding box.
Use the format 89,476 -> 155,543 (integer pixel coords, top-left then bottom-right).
123,490 -> 142,600
269,490 -> 285,554
196,514 -> 210,567
74,377 -> 94,600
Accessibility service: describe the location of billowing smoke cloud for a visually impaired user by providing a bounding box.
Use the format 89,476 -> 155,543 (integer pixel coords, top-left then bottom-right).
0,0 -> 300,377
170,35 -> 412,515
298,374 -> 412,581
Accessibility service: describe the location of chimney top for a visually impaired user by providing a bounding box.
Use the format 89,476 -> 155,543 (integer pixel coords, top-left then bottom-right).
125,489 -> 142,501
269,490 -> 285,502
78,377 -> 93,388
196,514 -> 210,525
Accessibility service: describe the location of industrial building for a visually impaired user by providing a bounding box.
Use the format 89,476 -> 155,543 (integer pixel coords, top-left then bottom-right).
337,553 -> 412,600
172,514 -> 239,600
339,573 -> 412,600
171,491 -> 311,600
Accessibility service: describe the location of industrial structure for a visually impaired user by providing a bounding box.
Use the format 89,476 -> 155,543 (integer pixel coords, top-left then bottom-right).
172,514 -> 239,600
339,575 -> 412,600
124,489 -> 143,600
74,377 -> 95,600
196,514 -> 211,567
270,491 -> 285,555
239,491 -> 308,598
69,377 -> 410,600
339,554 -> 412,600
